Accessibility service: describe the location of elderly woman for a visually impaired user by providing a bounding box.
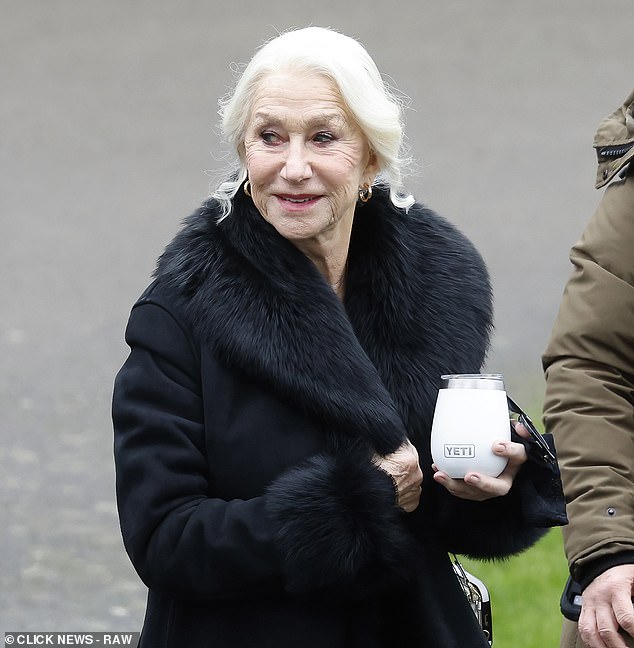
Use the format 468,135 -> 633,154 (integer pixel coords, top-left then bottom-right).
113,27 -> 565,648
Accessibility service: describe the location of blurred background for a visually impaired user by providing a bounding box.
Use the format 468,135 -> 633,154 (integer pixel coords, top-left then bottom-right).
3,0 -> 633,643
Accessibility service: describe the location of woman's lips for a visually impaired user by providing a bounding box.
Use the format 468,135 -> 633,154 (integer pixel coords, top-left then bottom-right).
276,194 -> 321,210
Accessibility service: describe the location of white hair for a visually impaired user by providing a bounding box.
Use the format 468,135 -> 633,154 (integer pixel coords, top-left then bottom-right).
212,26 -> 414,217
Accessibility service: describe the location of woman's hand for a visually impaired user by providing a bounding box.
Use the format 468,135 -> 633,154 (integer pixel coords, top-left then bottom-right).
432,422 -> 530,501
373,440 -> 423,512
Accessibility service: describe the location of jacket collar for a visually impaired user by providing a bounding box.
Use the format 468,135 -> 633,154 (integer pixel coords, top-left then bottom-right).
594,88 -> 634,188
156,187 -> 492,455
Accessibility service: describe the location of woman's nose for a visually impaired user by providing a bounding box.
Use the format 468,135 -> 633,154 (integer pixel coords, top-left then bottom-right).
281,139 -> 312,182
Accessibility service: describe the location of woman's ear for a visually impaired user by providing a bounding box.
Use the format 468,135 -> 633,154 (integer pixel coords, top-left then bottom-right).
365,149 -> 379,181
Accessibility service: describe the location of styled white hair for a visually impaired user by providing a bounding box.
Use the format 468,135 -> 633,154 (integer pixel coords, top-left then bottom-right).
212,26 -> 414,217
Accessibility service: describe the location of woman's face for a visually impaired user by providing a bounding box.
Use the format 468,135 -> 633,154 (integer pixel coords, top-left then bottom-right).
243,70 -> 377,252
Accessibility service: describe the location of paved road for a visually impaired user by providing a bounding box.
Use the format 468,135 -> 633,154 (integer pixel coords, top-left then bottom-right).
3,0 -> 633,633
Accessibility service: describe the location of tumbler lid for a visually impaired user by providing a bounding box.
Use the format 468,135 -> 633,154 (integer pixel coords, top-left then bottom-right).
441,373 -> 505,390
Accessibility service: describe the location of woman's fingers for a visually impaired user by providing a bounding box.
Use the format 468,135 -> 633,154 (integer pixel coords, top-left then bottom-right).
433,469 -> 510,501
512,420 -> 532,440
432,438 -> 528,501
397,483 -> 423,512
374,434 -> 529,508
374,440 -> 423,512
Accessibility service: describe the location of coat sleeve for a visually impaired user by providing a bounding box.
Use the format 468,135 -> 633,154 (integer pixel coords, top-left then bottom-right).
113,299 -> 288,599
542,173 -> 634,584
415,439 -> 564,560
113,297 -> 410,599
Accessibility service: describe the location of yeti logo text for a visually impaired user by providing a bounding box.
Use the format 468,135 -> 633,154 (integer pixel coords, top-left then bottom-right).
444,444 -> 476,458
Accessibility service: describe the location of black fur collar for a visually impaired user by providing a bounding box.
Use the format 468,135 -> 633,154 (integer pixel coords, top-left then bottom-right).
156,187 -> 492,456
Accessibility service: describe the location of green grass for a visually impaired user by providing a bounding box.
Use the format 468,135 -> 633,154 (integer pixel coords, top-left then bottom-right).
459,529 -> 569,647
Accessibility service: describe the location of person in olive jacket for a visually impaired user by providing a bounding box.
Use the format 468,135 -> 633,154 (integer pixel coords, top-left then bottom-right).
113,26 -> 566,648
543,89 -> 634,648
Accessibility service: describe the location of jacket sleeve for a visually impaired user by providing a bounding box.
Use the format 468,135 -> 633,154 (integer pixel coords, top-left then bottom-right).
542,173 -> 634,584
113,297 -> 408,599
113,299 -> 288,599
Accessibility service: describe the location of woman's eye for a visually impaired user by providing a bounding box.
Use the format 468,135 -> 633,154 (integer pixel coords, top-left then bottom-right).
313,132 -> 335,143
261,131 -> 279,144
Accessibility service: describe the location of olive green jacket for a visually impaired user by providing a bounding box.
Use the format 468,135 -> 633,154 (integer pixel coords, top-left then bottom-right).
543,88 -> 634,587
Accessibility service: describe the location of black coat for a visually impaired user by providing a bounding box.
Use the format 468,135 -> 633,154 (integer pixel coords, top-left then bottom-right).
113,187 -> 557,648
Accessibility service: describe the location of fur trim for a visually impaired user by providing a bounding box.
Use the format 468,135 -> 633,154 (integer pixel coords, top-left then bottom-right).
266,443 -> 414,592
156,187 -> 492,455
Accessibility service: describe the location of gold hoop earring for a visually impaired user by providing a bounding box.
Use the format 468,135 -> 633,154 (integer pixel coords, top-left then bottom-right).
358,183 -> 372,203
243,180 -> 251,197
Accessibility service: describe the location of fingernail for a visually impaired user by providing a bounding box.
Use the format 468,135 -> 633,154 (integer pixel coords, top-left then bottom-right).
468,474 -> 480,484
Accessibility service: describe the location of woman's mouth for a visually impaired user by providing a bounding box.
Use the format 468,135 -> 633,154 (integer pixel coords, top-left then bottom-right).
276,194 -> 321,209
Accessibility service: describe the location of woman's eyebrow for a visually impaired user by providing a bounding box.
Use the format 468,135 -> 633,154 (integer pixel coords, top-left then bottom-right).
312,113 -> 346,129
251,110 -> 347,129
250,112 -> 281,128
